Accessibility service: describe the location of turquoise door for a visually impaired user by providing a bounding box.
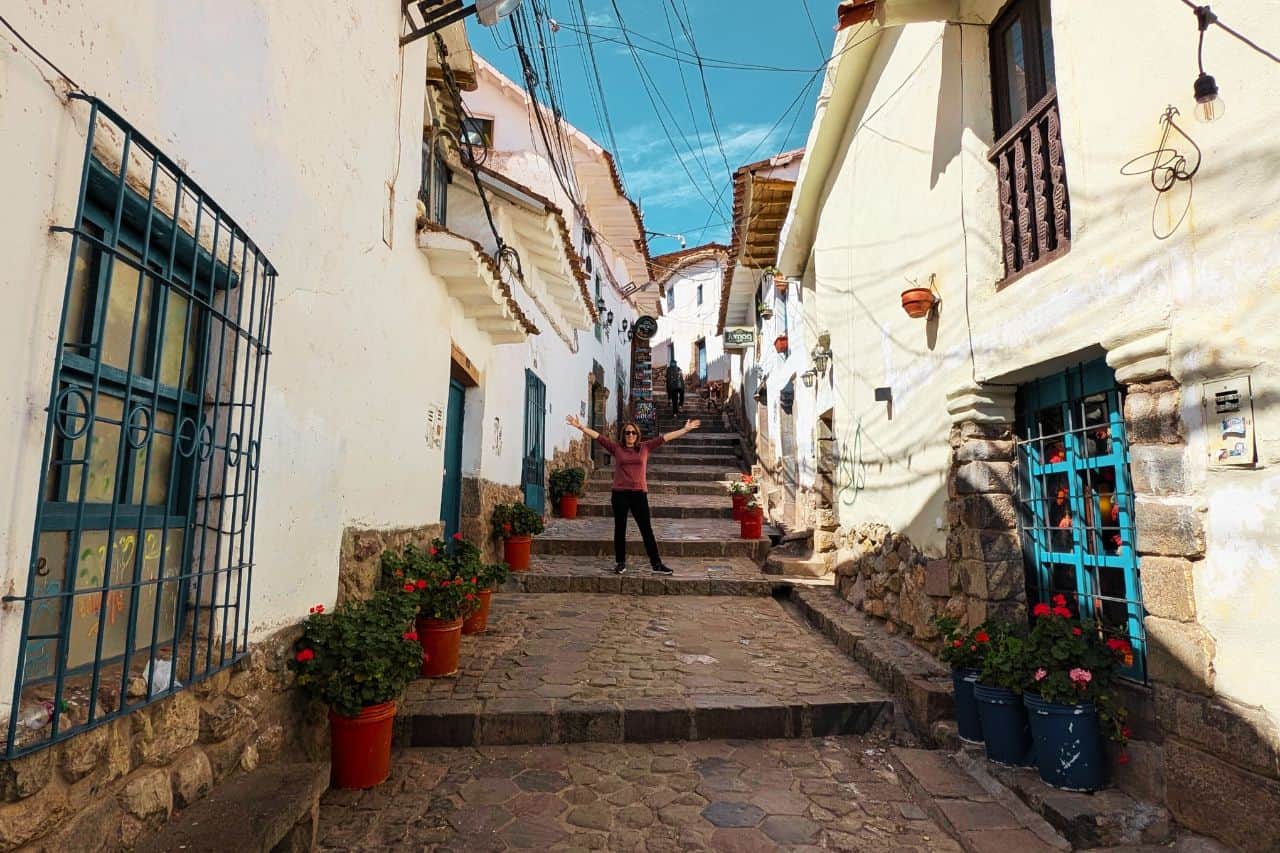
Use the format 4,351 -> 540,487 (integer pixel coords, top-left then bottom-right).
441,380 -> 466,540
522,370 -> 547,514
697,339 -> 708,383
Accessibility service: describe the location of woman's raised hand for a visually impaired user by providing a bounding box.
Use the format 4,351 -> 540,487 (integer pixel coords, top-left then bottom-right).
566,414 -> 583,430
686,419 -> 702,432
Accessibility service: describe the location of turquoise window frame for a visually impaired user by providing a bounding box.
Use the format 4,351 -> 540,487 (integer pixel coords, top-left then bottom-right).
5,96 -> 277,757
1015,359 -> 1146,681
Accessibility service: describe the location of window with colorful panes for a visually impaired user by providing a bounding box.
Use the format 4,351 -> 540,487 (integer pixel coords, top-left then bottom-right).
1014,359 -> 1145,681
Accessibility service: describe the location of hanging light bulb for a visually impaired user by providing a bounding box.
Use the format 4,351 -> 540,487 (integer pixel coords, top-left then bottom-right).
1192,5 -> 1226,123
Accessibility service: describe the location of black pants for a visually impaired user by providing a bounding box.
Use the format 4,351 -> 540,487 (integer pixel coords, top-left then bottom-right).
611,490 -> 662,566
668,386 -> 684,414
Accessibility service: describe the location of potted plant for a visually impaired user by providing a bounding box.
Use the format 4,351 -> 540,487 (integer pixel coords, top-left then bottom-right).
1021,595 -> 1132,791
382,537 -> 481,677
289,590 -> 421,789
774,334 -> 789,354
764,266 -> 787,295
549,466 -> 586,519
935,616 -> 990,744
462,549 -> 508,635
757,300 -> 773,321
739,494 -> 764,540
727,475 -> 754,521
974,623 -> 1036,767
491,502 -> 545,571
900,287 -> 937,318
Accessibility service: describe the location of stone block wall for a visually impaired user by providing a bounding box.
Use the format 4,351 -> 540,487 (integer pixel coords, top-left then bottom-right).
337,523 -> 444,605
461,479 -> 522,563
831,524 -> 965,651
0,626 -> 323,851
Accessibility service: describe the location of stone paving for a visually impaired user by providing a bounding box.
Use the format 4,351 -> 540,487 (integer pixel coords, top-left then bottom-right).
511,556 -> 802,596
317,736 -> 964,852
576,493 -> 735,518
399,595 -> 890,747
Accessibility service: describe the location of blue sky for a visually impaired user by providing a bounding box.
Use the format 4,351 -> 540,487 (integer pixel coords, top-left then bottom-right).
467,1 -> 835,254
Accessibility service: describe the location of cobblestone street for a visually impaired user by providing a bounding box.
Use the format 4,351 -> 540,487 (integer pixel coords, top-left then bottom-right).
317,737 -> 964,852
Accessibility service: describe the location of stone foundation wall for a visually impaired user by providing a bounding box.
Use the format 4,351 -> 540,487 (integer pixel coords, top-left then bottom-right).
337,523 -> 444,605
461,479 -> 523,563
0,626 -> 323,851
832,524 -> 964,651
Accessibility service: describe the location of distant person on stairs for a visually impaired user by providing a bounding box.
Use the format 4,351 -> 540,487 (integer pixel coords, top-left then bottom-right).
565,414 -> 701,576
666,364 -> 684,416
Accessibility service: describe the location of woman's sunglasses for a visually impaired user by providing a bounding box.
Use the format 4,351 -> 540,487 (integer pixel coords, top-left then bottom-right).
623,429 -> 639,436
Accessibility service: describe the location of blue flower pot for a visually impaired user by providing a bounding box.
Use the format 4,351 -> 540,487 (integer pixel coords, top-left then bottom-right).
951,668 -> 983,743
1023,693 -> 1107,791
974,684 -> 1035,767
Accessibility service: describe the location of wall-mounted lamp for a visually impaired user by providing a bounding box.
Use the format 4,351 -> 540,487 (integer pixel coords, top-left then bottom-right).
595,296 -> 606,314
621,318 -> 629,332
1192,5 -> 1225,123
401,0 -> 524,46
606,310 -> 615,327
801,369 -> 818,388
811,345 -> 832,375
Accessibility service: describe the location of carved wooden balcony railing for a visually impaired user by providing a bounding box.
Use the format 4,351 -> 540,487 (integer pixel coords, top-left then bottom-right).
989,88 -> 1071,285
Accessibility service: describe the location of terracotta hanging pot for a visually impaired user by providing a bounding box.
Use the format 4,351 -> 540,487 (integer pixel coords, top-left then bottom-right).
901,288 -> 937,318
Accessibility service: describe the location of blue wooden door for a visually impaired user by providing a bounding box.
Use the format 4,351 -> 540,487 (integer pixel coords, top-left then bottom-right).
441,380 -> 466,540
697,339 -> 708,383
522,370 -> 547,514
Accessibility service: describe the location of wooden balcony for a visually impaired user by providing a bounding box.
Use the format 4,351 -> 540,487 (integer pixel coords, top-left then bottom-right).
989,89 -> 1071,286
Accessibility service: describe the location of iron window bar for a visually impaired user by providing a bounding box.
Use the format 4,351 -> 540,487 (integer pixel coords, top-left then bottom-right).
3,95 -> 276,757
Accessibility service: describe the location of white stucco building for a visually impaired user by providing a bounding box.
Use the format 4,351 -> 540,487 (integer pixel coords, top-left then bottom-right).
650,244 -> 730,388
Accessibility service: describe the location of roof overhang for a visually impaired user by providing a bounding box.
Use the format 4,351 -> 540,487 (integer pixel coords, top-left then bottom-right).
778,0 -> 973,273
418,224 -> 538,344
649,243 -> 730,296
571,146 -> 651,286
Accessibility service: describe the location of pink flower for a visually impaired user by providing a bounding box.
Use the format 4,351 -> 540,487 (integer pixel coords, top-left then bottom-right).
1069,667 -> 1092,686
1033,668 -> 1047,682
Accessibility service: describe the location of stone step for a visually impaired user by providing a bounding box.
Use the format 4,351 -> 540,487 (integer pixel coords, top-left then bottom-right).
576,496 -> 735,519
764,553 -> 833,578
397,594 -> 893,748
590,465 -> 744,483
533,518 -> 767,562
652,445 -> 741,458
584,479 -> 730,496
648,453 -> 742,468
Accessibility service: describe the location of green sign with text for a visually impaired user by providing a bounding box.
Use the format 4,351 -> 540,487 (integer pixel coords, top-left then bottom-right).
724,328 -> 755,348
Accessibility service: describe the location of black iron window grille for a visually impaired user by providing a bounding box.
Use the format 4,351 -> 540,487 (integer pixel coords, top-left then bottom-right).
3,95 -> 277,757
421,134 -> 450,227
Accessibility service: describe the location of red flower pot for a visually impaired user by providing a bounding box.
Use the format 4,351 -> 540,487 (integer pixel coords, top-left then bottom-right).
557,495 -> 579,519
328,700 -> 397,789
731,493 -> 747,521
462,588 -> 493,635
774,335 -> 789,354
416,616 -> 463,678
740,507 -> 763,540
503,534 -> 532,571
901,287 -> 937,318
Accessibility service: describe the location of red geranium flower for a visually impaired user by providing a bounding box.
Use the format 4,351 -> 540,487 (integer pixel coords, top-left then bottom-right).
1072,627 -> 1082,636
395,570 -> 404,577
502,522 -> 513,535
415,579 -> 428,590
1106,637 -> 1127,651
1117,753 -> 1130,765
1052,606 -> 1072,618
429,547 -> 438,556
471,577 -> 478,585
402,582 -> 415,593
440,580 -> 450,588
952,639 -> 962,648
1052,593 -> 1067,607
403,631 -> 418,641
295,648 -> 315,663
465,593 -> 475,602
453,532 -> 464,541
1121,726 -> 1132,739
974,631 -> 990,644
1033,603 -> 1052,618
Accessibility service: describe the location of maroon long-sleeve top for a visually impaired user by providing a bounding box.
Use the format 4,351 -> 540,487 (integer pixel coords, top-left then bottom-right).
596,435 -> 666,492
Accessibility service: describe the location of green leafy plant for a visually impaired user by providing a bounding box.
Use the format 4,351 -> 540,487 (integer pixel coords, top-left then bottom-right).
977,623 -> 1028,692
548,466 -> 586,502
934,616 -> 993,671
476,558 -> 509,591
382,536 -> 481,621
491,502 -> 545,538
289,590 -> 422,718
1023,595 -> 1132,745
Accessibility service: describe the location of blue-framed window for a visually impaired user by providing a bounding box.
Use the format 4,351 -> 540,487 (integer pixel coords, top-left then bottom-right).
696,284 -> 703,306
666,284 -> 675,311
4,97 -> 276,756
1015,359 -> 1145,681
